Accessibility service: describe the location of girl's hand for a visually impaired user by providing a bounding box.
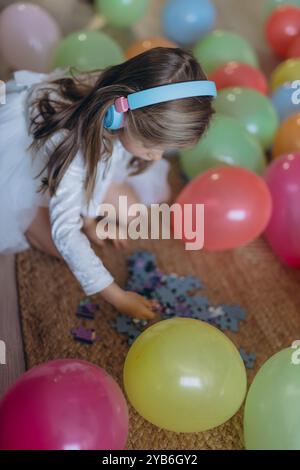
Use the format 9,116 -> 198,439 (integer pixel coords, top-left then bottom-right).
116,291 -> 158,320
101,283 -> 158,320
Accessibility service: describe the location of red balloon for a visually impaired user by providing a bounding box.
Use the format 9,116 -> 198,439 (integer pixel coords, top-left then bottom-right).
265,153 -> 300,267
173,166 -> 272,251
287,34 -> 300,57
0,360 -> 129,450
209,62 -> 268,95
265,6 -> 300,58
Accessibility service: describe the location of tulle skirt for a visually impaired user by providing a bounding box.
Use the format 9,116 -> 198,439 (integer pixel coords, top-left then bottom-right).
0,80 -> 47,254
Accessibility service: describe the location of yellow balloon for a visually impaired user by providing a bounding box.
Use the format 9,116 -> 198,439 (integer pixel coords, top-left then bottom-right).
271,59 -> 300,91
123,318 -> 247,433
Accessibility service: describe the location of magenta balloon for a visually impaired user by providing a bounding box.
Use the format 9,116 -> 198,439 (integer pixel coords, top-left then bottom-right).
0,3 -> 61,72
0,360 -> 128,450
265,153 -> 300,267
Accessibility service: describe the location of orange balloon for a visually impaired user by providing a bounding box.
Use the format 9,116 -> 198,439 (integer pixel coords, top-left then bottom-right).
125,37 -> 177,59
273,113 -> 300,158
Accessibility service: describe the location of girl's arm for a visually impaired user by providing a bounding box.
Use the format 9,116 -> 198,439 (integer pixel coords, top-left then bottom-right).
49,149 -> 155,320
49,149 -> 113,296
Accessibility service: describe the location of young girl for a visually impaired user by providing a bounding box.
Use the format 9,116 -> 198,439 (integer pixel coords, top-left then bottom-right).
0,47 -> 214,320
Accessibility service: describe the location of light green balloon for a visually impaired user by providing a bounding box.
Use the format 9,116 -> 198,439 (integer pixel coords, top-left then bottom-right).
214,88 -> 279,150
263,0 -> 300,19
193,30 -> 259,75
54,31 -> 124,71
96,0 -> 149,27
180,115 -> 266,179
244,347 -> 300,450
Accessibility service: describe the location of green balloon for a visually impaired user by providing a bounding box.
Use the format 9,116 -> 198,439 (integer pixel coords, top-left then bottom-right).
54,31 -> 124,71
180,115 -> 266,178
263,0 -> 300,19
214,88 -> 279,150
96,0 -> 149,27
244,347 -> 300,450
193,30 -> 259,75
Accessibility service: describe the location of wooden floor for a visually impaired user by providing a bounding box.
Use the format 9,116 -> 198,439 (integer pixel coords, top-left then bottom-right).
0,0 -> 277,397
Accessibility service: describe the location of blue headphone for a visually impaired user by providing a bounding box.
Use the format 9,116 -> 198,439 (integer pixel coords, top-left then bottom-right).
103,80 -> 217,130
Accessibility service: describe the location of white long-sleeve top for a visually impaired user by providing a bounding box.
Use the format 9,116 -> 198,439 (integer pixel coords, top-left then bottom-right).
6,70 -> 170,295
47,134 -> 136,295
49,139 -> 116,295
48,137 -> 170,296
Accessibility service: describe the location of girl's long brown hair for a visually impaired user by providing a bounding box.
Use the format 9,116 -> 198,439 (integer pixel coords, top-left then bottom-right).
29,47 -> 215,203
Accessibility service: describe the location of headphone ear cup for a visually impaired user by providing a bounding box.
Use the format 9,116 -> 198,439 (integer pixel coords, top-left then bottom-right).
104,105 -> 125,130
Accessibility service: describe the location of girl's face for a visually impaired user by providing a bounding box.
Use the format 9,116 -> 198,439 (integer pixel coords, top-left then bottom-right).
118,130 -> 165,161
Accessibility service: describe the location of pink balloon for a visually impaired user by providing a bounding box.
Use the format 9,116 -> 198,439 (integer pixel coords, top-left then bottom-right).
0,359 -> 129,450
0,3 -> 61,72
265,153 -> 300,267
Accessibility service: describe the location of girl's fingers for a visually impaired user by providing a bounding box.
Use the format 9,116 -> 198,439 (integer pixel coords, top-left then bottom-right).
115,239 -> 124,249
140,296 -> 154,308
112,239 -> 121,250
113,238 -> 127,249
93,237 -> 128,249
142,299 -> 160,316
140,306 -> 156,320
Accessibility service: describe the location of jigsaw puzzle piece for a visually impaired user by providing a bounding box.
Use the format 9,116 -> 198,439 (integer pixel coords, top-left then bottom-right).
153,285 -> 177,308
212,314 -> 240,333
71,326 -> 100,344
184,295 -> 211,312
127,251 -> 158,277
239,348 -> 256,369
76,298 -> 99,319
221,304 -> 246,320
162,274 -> 203,296
112,315 -> 145,345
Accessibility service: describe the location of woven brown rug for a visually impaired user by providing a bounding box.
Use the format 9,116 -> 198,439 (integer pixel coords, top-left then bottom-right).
16,165 -> 300,450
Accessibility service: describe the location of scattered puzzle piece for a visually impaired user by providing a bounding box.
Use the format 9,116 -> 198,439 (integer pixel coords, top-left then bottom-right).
239,348 -> 256,369
112,315 -> 144,345
161,274 -> 203,295
128,330 -> 142,345
132,318 -> 148,328
113,315 -> 136,334
184,295 -> 211,313
213,314 -> 240,333
76,306 -> 95,320
76,298 -> 99,320
155,285 -> 178,308
221,304 -> 246,321
208,306 -> 225,318
71,326 -> 100,344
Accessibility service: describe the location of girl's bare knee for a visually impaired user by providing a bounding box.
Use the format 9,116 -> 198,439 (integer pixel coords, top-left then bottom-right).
25,229 -> 61,259
25,207 -> 62,259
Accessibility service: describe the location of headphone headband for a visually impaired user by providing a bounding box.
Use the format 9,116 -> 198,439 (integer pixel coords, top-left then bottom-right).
128,81 -> 217,110
104,80 -> 217,130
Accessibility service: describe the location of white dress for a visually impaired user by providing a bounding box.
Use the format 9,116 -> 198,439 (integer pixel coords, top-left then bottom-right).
0,70 -> 170,295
